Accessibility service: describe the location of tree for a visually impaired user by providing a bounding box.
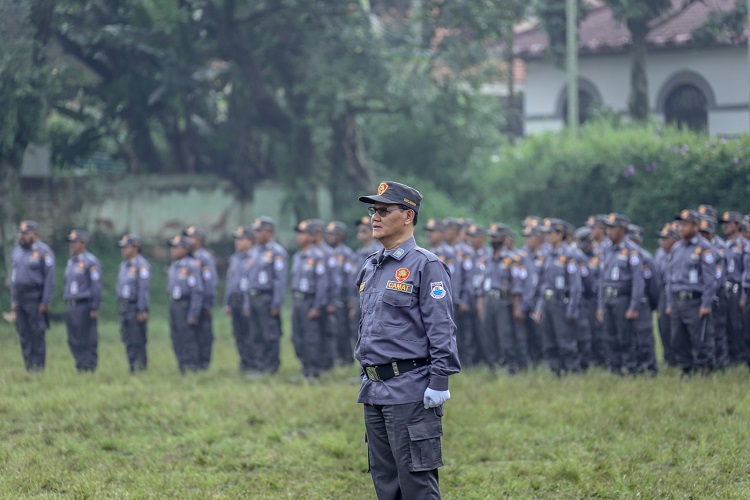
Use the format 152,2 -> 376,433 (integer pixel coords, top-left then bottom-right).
605,0 -> 697,121
0,0 -> 54,283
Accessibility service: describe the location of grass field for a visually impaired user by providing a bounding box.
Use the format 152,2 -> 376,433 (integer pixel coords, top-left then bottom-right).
2,310 -> 750,498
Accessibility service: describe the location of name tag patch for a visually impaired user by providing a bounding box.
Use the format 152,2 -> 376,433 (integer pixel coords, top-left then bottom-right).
386,281 -> 413,293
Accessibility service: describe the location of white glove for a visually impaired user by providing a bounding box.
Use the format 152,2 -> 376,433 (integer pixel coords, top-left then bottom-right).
423,388 -> 451,409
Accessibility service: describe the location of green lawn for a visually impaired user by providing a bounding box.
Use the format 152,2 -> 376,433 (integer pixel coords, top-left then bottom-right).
1,312 -> 750,498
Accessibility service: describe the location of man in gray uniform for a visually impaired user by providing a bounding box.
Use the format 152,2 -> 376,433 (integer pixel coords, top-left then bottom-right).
533,218 -> 582,375
250,216 -> 288,375
183,226 -> 217,371
63,230 -> 102,372
628,224 -> 660,375
325,221 -> 357,365
698,215 -> 725,370
655,222 -> 679,366
520,218 -> 546,366
291,220 -> 329,382
167,235 -> 204,373
596,214 -> 644,376
356,180 -> 460,499
667,209 -> 718,377
720,211 -> 747,364
116,234 -> 151,373
484,223 -> 527,373
224,226 -> 254,373
10,221 -> 55,372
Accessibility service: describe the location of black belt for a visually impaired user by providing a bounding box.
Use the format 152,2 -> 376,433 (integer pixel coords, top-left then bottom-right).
250,290 -> 272,297
362,358 -> 429,382
487,289 -> 512,300
65,298 -> 91,306
15,285 -> 42,294
292,291 -> 314,300
604,287 -> 629,298
674,291 -> 702,301
724,282 -> 740,294
118,299 -> 137,305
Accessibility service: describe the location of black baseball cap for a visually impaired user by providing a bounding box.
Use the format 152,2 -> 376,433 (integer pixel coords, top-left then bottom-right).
359,181 -> 422,213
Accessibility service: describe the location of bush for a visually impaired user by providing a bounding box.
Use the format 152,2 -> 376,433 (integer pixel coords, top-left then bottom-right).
472,120 -> 750,248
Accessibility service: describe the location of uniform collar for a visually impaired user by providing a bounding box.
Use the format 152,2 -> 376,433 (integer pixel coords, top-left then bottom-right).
384,237 -> 416,262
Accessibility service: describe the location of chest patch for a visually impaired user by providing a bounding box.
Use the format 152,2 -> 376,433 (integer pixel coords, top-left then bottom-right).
386,280 -> 413,293
395,268 -> 410,282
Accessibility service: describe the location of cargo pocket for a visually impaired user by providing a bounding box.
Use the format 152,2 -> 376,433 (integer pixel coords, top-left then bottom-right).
407,420 -> 443,472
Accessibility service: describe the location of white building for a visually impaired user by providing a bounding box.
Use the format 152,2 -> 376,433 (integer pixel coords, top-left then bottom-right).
514,0 -> 749,136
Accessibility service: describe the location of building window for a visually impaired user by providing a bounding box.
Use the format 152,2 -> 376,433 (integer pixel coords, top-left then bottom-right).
562,90 -> 598,124
664,84 -> 707,132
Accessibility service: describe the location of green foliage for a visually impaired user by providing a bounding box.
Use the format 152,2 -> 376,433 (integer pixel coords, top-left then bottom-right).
473,120 -> 750,248
692,0 -> 746,47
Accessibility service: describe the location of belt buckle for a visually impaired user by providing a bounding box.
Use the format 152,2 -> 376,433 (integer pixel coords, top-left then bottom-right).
544,290 -> 554,300
365,366 -> 382,382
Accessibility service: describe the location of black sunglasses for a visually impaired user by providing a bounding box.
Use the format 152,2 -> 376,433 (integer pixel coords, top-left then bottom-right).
368,206 -> 406,217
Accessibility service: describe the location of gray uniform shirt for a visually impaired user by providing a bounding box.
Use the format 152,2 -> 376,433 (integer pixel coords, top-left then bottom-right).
63,251 -> 103,310
666,235 -> 717,310
535,243 -> 582,319
116,254 -> 151,312
598,240 -> 645,312
10,241 -> 55,306
249,241 -> 288,311
355,237 -> 461,405
224,250 -> 253,311
192,248 -> 218,309
167,256 -> 204,322
291,247 -> 328,311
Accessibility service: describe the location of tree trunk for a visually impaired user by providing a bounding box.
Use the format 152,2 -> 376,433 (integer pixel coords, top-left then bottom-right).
0,165 -> 22,295
628,20 -> 650,122
330,112 -> 374,210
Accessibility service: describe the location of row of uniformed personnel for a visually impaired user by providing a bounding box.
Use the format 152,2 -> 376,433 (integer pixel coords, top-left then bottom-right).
8,216 -> 379,377
420,205 -> 750,377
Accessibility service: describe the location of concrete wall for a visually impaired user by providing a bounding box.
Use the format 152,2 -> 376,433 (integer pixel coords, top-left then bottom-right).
20,174 -> 332,248
524,46 -> 750,135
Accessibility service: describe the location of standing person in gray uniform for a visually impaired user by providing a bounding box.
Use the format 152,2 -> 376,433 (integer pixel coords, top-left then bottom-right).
183,226 -> 217,371
628,224 -> 660,375
250,216 -> 288,375
520,218 -> 546,367
698,215 -> 725,370
167,235 -> 204,373
572,226 -> 596,372
655,222 -> 679,366
63,230 -> 102,372
307,218 -> 337,372
116,234 -> 151,373
595,214 -> 644,376
533,218 -> 582,376
291,220 -> 329,382
356,180 -> 460,499
224,226 -> 255,373
666,209 -> 718,377
720,211 -> 747,364
10,221 -> 55,372
325,221 -> 357,365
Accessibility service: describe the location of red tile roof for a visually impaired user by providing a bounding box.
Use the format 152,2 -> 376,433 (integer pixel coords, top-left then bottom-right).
514,0 -> 743,59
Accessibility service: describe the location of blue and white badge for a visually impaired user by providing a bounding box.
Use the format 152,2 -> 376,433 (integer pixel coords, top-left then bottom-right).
140,267 -> 150,279
315,262 -> 326,275
704,252 -> 715,264
580,266 -> 589,278
567,262 -> 577,274
629,254 -> 640,266
187,275 -> 197,287
44,254 -> 53,267
91,269 -> 101,281
274,257 -> 285,271
203,269 -> 213,281
519,268 -> 528,280
644,268 -> 652,279
430,281 -> 446,299
463,258 -> 473,271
